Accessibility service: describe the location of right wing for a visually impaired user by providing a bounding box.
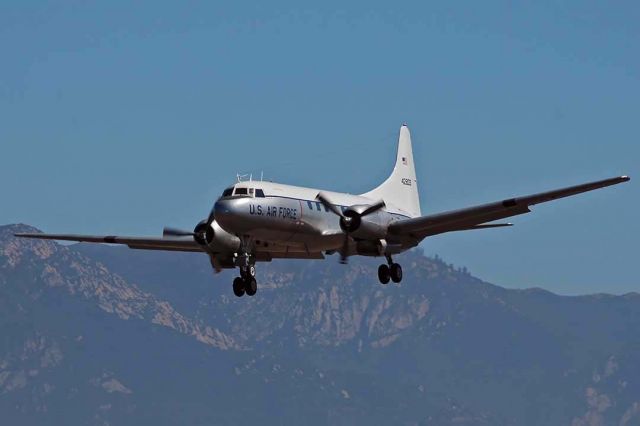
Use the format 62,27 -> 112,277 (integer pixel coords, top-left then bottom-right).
14,232 -> 327,260
389,175 -> 630,241
13,232 -> 205,252
254,251 -> 325,261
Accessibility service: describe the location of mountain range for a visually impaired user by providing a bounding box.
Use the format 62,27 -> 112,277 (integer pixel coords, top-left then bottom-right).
1,223 -> 638,425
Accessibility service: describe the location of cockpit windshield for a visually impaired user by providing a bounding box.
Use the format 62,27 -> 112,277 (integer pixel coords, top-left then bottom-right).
220,186 -> 265,198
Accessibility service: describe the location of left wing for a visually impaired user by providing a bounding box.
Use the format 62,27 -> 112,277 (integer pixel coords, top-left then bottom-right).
389,175 -> 630,241
13,232 -> 204,252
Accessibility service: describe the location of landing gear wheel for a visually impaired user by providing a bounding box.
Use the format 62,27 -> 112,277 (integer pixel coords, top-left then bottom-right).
378,264 -> 391,284
390,263 -> 403,283
233,277 -> 245,297
245,277 -> 257,296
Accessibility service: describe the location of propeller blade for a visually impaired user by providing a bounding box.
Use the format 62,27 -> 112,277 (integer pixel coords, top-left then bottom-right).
339,235 -> 349,264
316,192 -> 345,218
162,227 -> 195,238
360,200 -> 386,217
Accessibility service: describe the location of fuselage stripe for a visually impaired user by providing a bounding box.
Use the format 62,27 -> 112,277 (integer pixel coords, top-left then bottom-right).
244,194 -> 412,220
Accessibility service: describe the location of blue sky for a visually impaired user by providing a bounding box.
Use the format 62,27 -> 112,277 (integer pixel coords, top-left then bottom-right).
1,1 -> 638,294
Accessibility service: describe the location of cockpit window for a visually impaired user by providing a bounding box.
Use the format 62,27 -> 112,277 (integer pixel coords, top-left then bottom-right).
256,189 -> 265,198
222,187 -> 233,197
234,187 -> 248,195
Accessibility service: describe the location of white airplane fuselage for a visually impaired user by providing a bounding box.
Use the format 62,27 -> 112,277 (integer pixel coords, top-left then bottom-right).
213,180 -> 415,257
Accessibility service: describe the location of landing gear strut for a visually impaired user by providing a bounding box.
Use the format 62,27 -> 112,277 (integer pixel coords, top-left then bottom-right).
378,255 -> 402,284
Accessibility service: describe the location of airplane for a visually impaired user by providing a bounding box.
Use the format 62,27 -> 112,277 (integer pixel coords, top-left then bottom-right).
16,125 -> 630,297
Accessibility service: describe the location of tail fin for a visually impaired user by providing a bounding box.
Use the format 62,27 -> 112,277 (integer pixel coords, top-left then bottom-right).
361,124 -> 421,218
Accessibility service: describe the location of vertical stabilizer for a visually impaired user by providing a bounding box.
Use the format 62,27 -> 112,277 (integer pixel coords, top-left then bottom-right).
361,124 -> 421,218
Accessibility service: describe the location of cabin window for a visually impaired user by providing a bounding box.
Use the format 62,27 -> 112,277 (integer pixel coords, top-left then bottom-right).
222,187 -> 233,197
256,189 -> 265,198
315,202 -> 322,211
307,201 -> 313,209
234,188 -> 248,195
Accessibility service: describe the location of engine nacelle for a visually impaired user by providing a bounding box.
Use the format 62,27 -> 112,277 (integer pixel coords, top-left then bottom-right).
355,239 -> 404,256
356,239 -> 387,256
342,206 -> 388,240
193,219 -> 241,253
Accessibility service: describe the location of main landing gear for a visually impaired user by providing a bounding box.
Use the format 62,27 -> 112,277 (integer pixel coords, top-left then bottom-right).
233,264 -> 257,297
378,255 -> 402,285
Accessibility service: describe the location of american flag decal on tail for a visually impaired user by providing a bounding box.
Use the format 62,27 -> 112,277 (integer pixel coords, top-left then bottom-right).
402,157 -> 407,165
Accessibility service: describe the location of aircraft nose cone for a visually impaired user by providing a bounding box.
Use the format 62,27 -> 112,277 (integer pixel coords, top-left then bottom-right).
214,199 -> 232,220
213,198 -> 242,231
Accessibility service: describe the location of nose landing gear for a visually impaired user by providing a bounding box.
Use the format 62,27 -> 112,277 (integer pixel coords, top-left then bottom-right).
232,269 -> 258,297
232,254 -> 258,297
378,255 -> 402,285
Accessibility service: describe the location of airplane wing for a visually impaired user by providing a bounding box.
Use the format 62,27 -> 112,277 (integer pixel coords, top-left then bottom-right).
254,251 -> 325,261
13,232 -> 205,252
13,233 -> 326,259
388,175 -> 630,241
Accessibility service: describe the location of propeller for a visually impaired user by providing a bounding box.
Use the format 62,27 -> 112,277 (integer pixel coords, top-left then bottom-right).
162,227 -> 196,238
163,220 -> 210,245
316,192 -> 386,264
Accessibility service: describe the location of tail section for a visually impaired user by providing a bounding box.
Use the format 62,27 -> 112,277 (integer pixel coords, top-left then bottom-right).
361,124 -> 421,218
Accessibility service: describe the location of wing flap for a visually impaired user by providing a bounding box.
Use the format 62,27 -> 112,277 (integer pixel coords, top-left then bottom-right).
254,251 -> 325,262
456,223 -> 513,231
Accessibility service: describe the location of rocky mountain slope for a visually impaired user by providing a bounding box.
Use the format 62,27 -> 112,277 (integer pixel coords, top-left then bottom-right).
1,224 -> 639,425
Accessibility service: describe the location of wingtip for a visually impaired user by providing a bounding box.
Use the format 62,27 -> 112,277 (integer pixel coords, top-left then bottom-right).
621,175 -> 630,182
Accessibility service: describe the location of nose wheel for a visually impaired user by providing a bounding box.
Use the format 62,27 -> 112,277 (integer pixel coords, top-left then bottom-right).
232,264 -> 258,297
233,277 -> 246,297
244,277 -> 257,296
232,275 -> 258,297
378,256 -> 402,284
